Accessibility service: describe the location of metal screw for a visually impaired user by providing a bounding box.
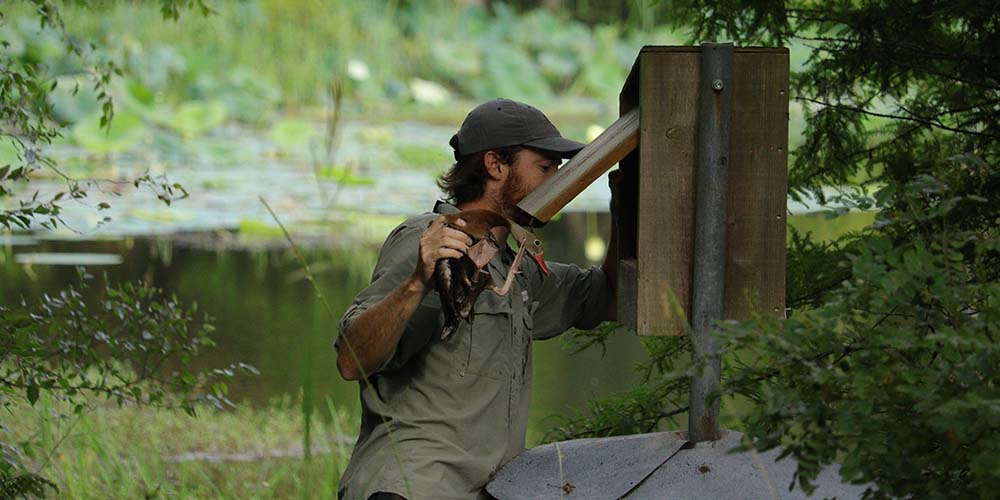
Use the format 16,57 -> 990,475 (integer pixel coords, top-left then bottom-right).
711,79 -> 724,91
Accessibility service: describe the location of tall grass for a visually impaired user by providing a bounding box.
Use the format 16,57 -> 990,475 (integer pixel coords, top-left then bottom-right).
6,395 -> 356,499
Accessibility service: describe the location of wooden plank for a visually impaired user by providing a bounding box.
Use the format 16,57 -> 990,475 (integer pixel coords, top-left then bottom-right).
637,49 -> 700,336
515,108 -> 639,226
724,50 -> 788,321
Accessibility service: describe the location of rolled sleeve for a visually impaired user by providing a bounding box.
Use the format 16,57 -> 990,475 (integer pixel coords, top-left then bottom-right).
336,214 -> 442,374
530,262 -> 611,340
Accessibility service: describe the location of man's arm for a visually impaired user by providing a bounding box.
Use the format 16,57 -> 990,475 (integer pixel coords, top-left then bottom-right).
336,215 -> 471,381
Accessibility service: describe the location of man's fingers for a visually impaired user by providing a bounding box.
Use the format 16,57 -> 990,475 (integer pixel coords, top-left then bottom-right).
440,227 -> 474,246
439,235 -> 470,253
436,248 -> 464,261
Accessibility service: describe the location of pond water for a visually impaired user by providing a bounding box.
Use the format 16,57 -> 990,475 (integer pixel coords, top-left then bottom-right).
3,111 -> 874,446
0,212 -> 649,445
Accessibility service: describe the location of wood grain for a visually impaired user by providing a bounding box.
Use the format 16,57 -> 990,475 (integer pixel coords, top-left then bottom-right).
724,50 -> 788,321
631,46 -> 788,336
516,108 -> 639,225
637,49 -> 701,336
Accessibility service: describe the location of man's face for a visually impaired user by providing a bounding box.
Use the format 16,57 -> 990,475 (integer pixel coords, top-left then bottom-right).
499,148 -> 561,212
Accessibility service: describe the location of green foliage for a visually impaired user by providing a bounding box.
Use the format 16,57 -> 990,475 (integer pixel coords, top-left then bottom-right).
270,119 -> 317,152
0,473 -> 57,499
0,3 -> 220,498
0,1 -> 191,231
165,100 -> 227,139
70,109 -> 148,155
723,174 -> 998,498
393,143 -> 452,168
547,324 -> 692,441
4,395 -> 353,498
0,269 -> 250,497
0,268 -> 239,411
555,1 -> 1000,498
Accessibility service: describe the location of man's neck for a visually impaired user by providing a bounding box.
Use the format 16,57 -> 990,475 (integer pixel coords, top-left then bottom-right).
457,198 -> 507,218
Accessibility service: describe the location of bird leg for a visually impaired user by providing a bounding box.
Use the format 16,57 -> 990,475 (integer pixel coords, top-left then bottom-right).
491,237 -> 528,296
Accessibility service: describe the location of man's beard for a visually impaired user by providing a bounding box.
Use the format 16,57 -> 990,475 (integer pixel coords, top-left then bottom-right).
497,166 -> 528,219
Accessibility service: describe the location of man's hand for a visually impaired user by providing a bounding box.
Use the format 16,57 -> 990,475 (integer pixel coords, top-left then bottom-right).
414,215 -> 473,284
608,169 -> 624,217
337,215 -> 473,381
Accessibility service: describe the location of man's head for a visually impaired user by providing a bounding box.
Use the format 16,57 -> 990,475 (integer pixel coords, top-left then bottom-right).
438,99 -> 583,216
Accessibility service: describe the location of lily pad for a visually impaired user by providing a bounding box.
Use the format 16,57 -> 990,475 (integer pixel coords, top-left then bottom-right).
167,101 -> 228,139
395,143 -> 451,167
238,219 -> 284,238
71,111 -> 148,155
538,51 -> 579,84
430,41 -> 482,80
126,208 -> 194,223
356,126 -> 394,145
270,119 -> 317,151
0,137 -> 22,167
482,44 -> 551,102
316,166 -> 376,186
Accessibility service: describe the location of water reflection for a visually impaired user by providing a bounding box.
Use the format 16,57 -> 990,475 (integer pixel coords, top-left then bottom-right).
0,212 -> 647,445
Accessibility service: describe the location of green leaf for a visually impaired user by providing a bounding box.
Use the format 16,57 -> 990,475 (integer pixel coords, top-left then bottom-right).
269,119 -> 316,151
46,74 -> 102,124
315,165 -> 376,186
71,110 -> 147,155
166,101 -> 228,139
26,384 -> 39,406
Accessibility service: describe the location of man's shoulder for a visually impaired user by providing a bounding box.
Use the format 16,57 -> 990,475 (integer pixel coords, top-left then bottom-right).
375,212 -> 438,260
382,212 -> 436,243
399,212 -> 438,229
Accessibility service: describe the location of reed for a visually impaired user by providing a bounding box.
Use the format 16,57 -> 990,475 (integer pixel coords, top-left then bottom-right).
5,394 -> 356,499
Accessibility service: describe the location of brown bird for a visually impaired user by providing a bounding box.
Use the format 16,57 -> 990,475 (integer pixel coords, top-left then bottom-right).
435,209 -> 529,340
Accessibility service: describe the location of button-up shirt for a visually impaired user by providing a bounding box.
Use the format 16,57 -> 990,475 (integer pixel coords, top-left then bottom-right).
337,201 -> 611,500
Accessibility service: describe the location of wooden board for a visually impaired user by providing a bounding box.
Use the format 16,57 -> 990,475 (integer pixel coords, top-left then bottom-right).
624,46 -> 788,336
515,109 -> 639,227
725,50 -> 788,322
637,48 -> 701,336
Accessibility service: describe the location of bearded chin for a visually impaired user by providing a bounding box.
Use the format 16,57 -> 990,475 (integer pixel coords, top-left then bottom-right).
498,169 -> 528,218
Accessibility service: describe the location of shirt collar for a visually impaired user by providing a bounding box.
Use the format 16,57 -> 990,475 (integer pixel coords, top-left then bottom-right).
433,200 -> 459,215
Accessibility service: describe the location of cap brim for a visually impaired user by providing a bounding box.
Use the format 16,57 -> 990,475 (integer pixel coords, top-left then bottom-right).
523,136 -> 586,158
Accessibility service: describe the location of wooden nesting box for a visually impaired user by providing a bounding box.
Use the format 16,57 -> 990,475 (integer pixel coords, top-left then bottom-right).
514,45 -> 788,337
615,46 -> 788,336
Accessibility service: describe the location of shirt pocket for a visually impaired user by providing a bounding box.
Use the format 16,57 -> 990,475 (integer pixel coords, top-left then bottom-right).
440,291 -> 511,381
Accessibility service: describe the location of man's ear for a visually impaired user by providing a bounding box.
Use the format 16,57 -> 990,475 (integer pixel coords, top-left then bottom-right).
483,151 -> 507,182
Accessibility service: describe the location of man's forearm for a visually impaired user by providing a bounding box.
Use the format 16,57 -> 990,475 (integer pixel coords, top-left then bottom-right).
337,273 -> 428,380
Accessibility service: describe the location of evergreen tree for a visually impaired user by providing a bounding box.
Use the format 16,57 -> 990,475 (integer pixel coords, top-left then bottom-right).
553,2 -> 1000,498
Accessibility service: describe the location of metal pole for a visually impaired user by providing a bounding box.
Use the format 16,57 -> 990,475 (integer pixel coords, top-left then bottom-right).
688,42 -> 734,443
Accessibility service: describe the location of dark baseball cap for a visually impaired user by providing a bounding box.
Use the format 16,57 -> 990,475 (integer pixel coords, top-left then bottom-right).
449,98 -> 585,159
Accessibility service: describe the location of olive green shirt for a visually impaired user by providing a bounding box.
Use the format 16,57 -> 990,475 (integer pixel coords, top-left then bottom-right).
337,202 -> 611,500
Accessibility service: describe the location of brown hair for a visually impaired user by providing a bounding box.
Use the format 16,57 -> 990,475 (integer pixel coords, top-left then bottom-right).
437,146 -> 522,206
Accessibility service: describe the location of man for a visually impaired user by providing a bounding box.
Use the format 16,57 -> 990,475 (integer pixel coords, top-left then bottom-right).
336,98 -> 617,500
